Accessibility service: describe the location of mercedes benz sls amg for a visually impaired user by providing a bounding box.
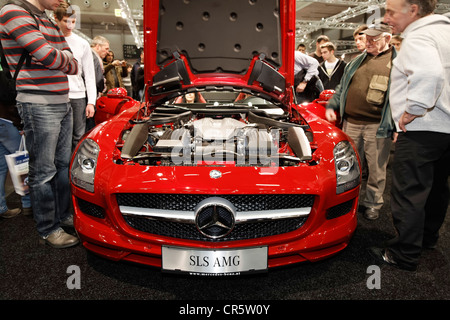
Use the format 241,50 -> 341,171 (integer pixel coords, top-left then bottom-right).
70,0 -> 360,276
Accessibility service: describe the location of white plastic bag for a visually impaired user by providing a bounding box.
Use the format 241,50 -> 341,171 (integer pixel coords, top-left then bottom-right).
5,135 -> 29,196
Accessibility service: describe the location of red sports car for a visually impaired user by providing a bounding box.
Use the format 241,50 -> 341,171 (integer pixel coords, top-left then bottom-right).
70,0 -> 360,275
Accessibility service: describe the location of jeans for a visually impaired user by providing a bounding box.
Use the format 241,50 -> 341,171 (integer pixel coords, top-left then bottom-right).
0,119 -> 31,213
70,98 -> 87,151
17,102 -> 73,237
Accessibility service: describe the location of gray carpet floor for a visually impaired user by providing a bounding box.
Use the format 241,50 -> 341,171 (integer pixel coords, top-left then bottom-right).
1,153 -> 449,305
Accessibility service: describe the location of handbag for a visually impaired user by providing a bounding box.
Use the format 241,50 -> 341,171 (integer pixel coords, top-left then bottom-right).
5,135 -> 29,196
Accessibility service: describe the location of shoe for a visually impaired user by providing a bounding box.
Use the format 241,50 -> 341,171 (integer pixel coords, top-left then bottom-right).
422,239 -> 438,250
39,228 -> 79,248
60,215 -> 74,227
368,246 -> 417,271
0,208 -> 21,219
364,207 -> 379,220
22,207 -> 33,216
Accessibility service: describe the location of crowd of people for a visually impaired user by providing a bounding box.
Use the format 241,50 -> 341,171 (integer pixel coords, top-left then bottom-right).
0,0 -> 144,248
0,0 -> 449,272
324,0 -> 449,272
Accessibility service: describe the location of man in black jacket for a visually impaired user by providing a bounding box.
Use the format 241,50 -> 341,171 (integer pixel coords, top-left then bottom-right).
131,50 -> 144,100
318,42 -> 346,90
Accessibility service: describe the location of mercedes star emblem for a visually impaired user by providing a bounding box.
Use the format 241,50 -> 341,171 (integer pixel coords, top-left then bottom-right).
209,170 -> 222,179
194,197 -> 236,239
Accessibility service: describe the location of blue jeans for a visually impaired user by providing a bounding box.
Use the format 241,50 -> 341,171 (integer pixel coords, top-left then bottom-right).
70,98 -> 87,151
17,102 -> 73,237
0,119 -> 31,213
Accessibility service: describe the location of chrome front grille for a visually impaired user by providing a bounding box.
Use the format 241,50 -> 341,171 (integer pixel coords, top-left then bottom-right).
116,193 -> 314,242
116,193 -> 314,211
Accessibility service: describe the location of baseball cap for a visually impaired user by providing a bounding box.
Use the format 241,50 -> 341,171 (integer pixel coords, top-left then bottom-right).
363,21 -> 392,36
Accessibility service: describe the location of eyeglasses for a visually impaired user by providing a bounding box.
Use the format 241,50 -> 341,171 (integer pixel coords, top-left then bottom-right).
366,36 -> 385,44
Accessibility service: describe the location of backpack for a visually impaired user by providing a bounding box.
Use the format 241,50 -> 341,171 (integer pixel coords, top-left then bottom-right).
0,53 -> 25,129
0,1 -> 39,104
0,48 -> 28,103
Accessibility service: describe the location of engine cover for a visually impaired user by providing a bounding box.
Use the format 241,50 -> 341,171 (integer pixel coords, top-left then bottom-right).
193,118 -> 246,140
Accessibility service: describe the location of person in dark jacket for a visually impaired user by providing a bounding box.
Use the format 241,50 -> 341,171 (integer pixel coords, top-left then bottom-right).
318,42 -> 346,90
131,50 -> 144,100
103,50 -> 128,93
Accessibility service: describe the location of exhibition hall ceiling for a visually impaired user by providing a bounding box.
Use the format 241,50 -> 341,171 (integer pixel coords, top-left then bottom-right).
1,0 -> 449,52
65,0 -> 450,46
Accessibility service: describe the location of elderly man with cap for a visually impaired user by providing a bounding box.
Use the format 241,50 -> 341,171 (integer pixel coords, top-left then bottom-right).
325,21 -> 396,220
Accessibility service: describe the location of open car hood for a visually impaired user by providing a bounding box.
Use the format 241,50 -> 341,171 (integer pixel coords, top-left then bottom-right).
144,0 -> 296,103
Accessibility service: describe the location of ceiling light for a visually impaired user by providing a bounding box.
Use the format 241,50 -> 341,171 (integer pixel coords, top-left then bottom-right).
116,0 -> 143,48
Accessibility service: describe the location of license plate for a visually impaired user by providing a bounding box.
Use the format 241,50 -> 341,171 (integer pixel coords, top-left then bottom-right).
162,246 -> 268,276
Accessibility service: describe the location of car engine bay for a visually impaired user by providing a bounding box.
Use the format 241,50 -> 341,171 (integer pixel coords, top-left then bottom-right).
115,99 -> 316,167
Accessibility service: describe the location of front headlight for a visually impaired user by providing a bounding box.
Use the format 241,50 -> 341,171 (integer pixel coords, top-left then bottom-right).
333,141 -> 360,194
71,139 -> 100,193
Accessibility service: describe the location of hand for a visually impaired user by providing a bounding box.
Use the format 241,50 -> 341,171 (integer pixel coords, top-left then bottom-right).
296,81 -> 307,93
85,104 -> 95,118
392,132 -> 398,143
399,111 -> 419,132
325,108 -> 337,122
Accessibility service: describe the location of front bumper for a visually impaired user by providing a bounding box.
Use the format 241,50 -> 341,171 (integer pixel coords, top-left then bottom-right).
72,191 -> 358,273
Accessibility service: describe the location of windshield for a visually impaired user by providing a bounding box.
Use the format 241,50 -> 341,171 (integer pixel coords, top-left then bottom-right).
165,90 -> 286,117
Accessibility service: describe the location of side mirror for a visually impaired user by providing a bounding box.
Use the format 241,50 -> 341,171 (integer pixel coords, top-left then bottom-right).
106,87 -> 129,99
318,89 -> 335,102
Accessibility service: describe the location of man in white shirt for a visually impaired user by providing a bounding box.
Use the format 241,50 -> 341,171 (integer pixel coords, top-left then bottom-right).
369,0 -> 450,272
54,3 -> 96,150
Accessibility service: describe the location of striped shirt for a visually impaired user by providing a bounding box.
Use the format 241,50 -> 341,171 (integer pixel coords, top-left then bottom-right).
0,1 -> 78,104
